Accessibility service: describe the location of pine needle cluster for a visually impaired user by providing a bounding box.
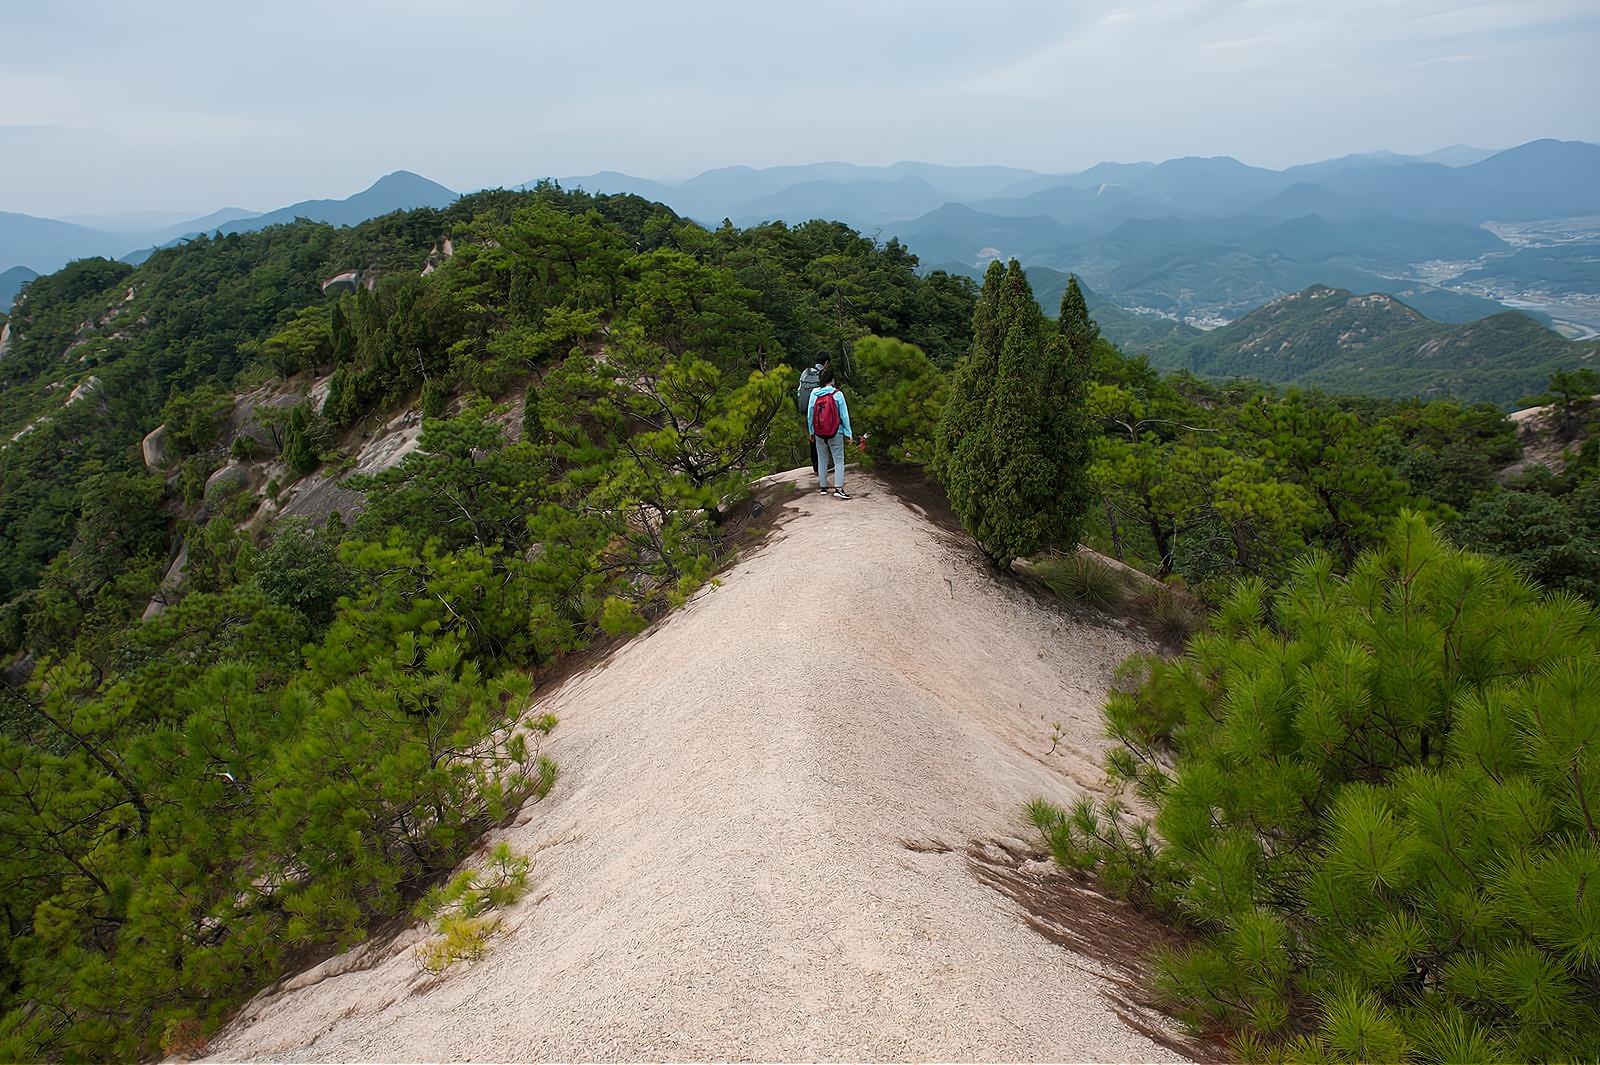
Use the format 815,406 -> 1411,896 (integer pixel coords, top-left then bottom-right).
1035,514 -> 1600,1061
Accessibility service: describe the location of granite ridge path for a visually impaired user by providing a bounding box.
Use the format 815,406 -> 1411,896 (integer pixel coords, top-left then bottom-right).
203,468 -> 1190,1063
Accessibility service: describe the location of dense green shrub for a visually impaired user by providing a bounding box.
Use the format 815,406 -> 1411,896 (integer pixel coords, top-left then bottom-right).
1033,515 -> 1600,1060
850,335 -> 947,465
1454,480 -> 1600,600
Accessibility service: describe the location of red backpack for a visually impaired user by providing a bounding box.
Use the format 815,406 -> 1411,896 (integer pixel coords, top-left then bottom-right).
812,390 -> 842,438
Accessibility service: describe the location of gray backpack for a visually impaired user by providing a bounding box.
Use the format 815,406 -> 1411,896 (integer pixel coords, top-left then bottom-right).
796,364 -> 822,414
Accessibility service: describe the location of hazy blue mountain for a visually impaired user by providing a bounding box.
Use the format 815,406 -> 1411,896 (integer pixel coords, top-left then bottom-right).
1413,144 -> 1498,166
1094,156 -> 1286,215
0,212 -> 127,274
985,156 -> 1311,227
887,203 -> 1085,270
668,163 -> 888,220
0,265 -> 39,312
211,171 -> 456,234
1320,140 -> 1600,222
547,162 -> 1049,223
972,180 -> 1166,230
114,173 -> 457,264
879,162 -> 1040,201
57,206 -> 258,236
733,176 -> 950,228
551,171 -> 678,202
59,209 -> 202,233
153,206 -> 261,242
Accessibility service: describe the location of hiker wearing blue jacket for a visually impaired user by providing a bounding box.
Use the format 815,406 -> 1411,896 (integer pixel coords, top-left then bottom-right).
806,368 -> 854,499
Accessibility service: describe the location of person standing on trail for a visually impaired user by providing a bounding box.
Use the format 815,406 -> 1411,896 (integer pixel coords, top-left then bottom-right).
796,352 -> 830,479
807,368 -> 854,499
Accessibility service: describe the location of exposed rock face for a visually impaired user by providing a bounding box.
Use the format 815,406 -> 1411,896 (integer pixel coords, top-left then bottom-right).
142,424 -> 172,472
141,542 -> 189,620
66,375 -> 103,405
275,405 -> 423,524
203,461 -> 253,500
0,322 -> 12,360
420,235 -> 457,276
321,270 -> 363,296
1,651 -> 35,687
350,407 -> 423,475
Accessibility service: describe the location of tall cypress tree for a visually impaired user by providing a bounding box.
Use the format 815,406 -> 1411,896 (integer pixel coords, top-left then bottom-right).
932,259 -> 1004,490
935,260 -> 1096,565
1059,274 -> 1099,357
1048,274 -> 1098,549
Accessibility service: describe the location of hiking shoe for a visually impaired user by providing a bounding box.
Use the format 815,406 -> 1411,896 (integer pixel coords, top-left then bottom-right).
818,487 -> 830,495
833,489 -> 851,500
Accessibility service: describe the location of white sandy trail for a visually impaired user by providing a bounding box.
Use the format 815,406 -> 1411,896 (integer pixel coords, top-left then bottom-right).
205,469 -> 1187,1063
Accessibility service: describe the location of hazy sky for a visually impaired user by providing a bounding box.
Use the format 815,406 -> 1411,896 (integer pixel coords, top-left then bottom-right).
4,0 -> 1598,218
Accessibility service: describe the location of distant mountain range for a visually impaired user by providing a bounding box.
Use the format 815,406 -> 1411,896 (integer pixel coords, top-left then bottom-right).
1141,284 -> 1599,405
545,140 -> 1599,331
5,141 -> 1598,339
1,172 -> 458,275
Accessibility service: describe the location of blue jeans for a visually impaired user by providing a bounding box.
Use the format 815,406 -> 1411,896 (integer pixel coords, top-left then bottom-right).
816,435 -> 845,489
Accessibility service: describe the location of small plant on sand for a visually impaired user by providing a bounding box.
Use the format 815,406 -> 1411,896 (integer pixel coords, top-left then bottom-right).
1036,553 -> 1128,610
414,843 -> 532,974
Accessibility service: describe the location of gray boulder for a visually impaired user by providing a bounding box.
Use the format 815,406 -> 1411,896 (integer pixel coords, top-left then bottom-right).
203,461 -> 252,500
142,424 -> 172,471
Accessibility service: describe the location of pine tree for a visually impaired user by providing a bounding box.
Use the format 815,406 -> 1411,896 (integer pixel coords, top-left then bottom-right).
1037,515 -> 1600,1061
521,383 -> 544,443
281,405 -> 317,477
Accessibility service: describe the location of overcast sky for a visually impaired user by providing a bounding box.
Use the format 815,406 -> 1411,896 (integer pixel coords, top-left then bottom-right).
3,0 -> 1598,218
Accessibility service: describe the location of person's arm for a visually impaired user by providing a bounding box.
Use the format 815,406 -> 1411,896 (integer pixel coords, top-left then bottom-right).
837,391 -> 854,438
806,390 -> 816,437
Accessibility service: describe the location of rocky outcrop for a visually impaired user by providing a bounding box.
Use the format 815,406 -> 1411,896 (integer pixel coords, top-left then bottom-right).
0,322 -> 12,361
321,270 -> 379,296
66,375 -> 103,405
141,542 -> 189,620
421,236 -> 456,277
142,424 -> 172,472
203,461 -> 253,500
321,270 -> 363,296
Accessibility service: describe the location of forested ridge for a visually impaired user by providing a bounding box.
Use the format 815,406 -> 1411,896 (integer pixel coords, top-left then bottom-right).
1,183 -> 1597,1061
0,185 -> 976,1058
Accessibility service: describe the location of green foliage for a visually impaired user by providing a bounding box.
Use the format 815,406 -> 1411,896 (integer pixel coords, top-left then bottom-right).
1040,516 -> 1600,1060
252,304 -> 332,377
1,182 -> 950,1059
935,260 -> 1096,564
160,383 -> 234,457
1537,366 -> 1600,437
414,843 -> 533,974
1380,399 -> 1520,510
1454,481 -> 1600,599
254,518 -> 352,625
1241,390 -> 1409,567
280,403 -> 320,476
850,335 -> 947,465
